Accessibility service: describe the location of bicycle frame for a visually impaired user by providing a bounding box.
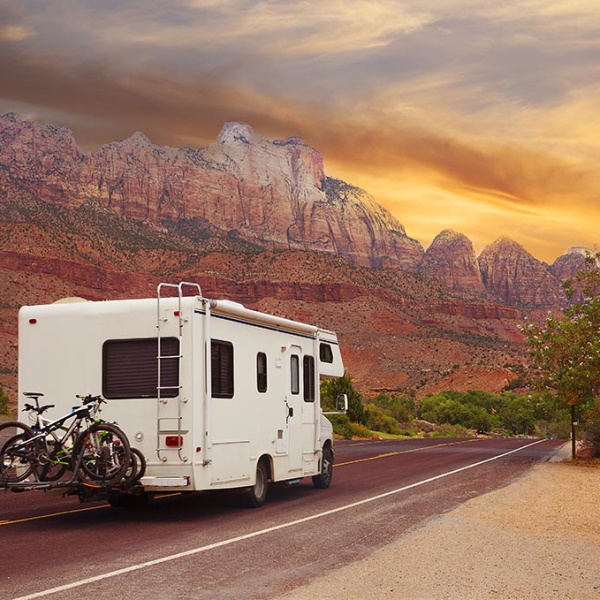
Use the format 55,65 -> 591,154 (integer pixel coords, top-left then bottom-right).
1,395 -> 115,490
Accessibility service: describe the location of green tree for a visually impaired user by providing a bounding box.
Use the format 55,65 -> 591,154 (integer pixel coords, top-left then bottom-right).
498,396 -> 535,435
321,372 -> 367,425
522,251 -> 600,454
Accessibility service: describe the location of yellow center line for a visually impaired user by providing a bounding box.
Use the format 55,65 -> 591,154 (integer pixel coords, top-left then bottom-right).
0,504 -> 107,526
334,438 -> 482,467
0,492 -> 182,527
1,440 -> 482,526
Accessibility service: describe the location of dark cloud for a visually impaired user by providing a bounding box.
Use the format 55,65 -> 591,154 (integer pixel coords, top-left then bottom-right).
0,0 -> 599,261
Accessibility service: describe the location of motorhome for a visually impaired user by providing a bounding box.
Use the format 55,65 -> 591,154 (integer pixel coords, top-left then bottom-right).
17,283 -> 346,506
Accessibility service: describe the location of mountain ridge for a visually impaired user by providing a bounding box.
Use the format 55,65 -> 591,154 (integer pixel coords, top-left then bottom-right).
0,113 -> 594,405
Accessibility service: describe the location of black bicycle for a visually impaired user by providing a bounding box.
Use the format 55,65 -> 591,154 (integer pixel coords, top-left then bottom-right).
0,393 -> 131,487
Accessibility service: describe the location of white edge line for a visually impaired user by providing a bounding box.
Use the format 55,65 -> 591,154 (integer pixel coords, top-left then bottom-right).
14,439 -> 546,600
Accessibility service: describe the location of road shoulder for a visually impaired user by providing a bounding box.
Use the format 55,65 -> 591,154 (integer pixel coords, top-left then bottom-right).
281,449 -> 600,600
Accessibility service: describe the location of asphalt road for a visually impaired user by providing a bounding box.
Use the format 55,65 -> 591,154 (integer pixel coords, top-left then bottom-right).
0,437 -> 563,600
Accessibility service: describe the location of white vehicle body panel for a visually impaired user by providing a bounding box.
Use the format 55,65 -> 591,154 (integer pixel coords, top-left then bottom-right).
18,291 -> 343,493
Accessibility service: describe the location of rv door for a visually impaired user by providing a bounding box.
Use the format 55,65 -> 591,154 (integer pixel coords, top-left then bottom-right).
282,344 -> 304,473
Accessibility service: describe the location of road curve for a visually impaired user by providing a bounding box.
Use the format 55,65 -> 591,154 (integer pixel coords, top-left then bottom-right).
0,437 -> 563,600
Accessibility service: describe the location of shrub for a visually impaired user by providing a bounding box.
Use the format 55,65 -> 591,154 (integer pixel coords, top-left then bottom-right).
321,373 -> 366,425
0,387 -> 8,415
431,424 -> 471,438
535,418 -> 571,440
327,414 -> 353,440
350,422 -> 373,438
364,404 -> 401,435
584,423 -> 600,456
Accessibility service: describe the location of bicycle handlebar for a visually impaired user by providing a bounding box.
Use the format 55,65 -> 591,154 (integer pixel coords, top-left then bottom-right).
75,394 -> 104,405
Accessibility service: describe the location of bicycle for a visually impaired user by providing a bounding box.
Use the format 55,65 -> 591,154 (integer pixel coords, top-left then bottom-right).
0,393 -> 131,487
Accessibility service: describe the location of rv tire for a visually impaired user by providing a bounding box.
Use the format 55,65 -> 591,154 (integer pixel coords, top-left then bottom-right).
312,446 -> 333,489
243,460 -> 269,508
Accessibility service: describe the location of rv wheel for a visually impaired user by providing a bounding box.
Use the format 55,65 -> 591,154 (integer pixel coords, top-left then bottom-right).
243,460 -> 269,508
312,446 -> 333,489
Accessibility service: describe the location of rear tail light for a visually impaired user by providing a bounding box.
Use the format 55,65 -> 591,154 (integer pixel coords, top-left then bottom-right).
165,435 -> 183,447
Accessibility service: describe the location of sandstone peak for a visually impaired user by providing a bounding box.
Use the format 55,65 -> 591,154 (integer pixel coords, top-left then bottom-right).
420,229 -> 484,295
431,229 -> 468,244
565,246 -> 592,256
1,112 -> 21,124
550,247 -> 592,293
479,236 -> 565,307
217,121 -> 254,145
486,236 -> 523,251
122,131 -> 153,146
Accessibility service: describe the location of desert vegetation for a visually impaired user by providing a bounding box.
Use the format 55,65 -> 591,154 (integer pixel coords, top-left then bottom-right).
322,252 -> 600,455
321,376 -> 570,440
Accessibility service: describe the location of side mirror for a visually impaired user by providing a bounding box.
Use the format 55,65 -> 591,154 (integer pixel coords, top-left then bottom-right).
336,393 -> 348,412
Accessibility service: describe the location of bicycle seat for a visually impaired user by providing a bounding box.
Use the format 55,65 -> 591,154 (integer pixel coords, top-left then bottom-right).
24,391 -> 44,399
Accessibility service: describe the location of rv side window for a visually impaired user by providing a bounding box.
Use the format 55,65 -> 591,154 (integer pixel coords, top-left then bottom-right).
257,352 -> 267,393
290,355 -> 300,395
103,337 -> 180,399
303,355 -> 315,402
320,343 -> 334,363
211,340 -> 234,398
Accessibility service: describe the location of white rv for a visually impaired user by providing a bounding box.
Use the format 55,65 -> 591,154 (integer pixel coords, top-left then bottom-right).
17,283 -> 346,506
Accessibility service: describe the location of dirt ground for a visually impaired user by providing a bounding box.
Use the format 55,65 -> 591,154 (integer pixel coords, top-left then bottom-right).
281,445 -> 600,600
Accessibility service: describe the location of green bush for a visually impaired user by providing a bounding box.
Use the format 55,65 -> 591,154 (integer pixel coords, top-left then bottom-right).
431,424 -> 471,438
535,418 -> 571,440
364,403 -> 401,435
0,387 -> 8,415
350,422 -> 373,438
584,423 -> 600,456
327,414 -> 354,440
321,373 -> 366,425
498,396 -> 536,435
371,393 -> 417,423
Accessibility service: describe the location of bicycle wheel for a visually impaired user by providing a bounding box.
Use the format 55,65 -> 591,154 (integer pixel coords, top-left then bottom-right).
0,422 -> 37,484
39,439 -> 71,482
119,447 -> 147,488
72,423 -> 131,487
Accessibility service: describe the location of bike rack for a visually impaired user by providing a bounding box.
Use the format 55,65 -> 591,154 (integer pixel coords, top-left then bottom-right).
1,448 -> 105,493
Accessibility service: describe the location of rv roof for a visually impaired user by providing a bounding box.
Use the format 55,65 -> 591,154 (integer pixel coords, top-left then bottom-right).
20,296 -> 338,340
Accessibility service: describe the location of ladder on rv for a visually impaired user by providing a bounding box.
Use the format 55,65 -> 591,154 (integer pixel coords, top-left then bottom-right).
156,281 -> 202,463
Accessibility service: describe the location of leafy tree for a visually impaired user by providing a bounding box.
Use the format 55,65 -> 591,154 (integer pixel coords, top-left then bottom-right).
521,251 -> 600,454
321,372 -> 367,425
364,403 -> 401,434
498,396 -> 535,435
371,393 -> 417,423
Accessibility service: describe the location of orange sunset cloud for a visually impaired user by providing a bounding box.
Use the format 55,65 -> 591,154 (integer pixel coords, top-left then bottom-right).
0,0 -> 598,262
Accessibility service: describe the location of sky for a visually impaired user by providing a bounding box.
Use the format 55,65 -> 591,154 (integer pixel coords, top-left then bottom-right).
1,0 -> 599,263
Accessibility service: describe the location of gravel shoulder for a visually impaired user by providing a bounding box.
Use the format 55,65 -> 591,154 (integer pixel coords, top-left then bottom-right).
281,444 -> 600,600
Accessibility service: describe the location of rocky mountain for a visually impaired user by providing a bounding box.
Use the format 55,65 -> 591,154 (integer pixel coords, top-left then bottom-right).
420,229 -> 485,295
0,114 -> 423,270
550,246 -> 589,280
478,237 -> 567,307
0,113 -> 595,407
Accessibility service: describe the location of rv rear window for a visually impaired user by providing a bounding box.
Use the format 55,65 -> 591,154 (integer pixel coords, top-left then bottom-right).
319,343 -> 334,363
303,355 -> 315,402
212,339 -> 234,398
103,337 -> 180,399
257,352 -> 267,393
